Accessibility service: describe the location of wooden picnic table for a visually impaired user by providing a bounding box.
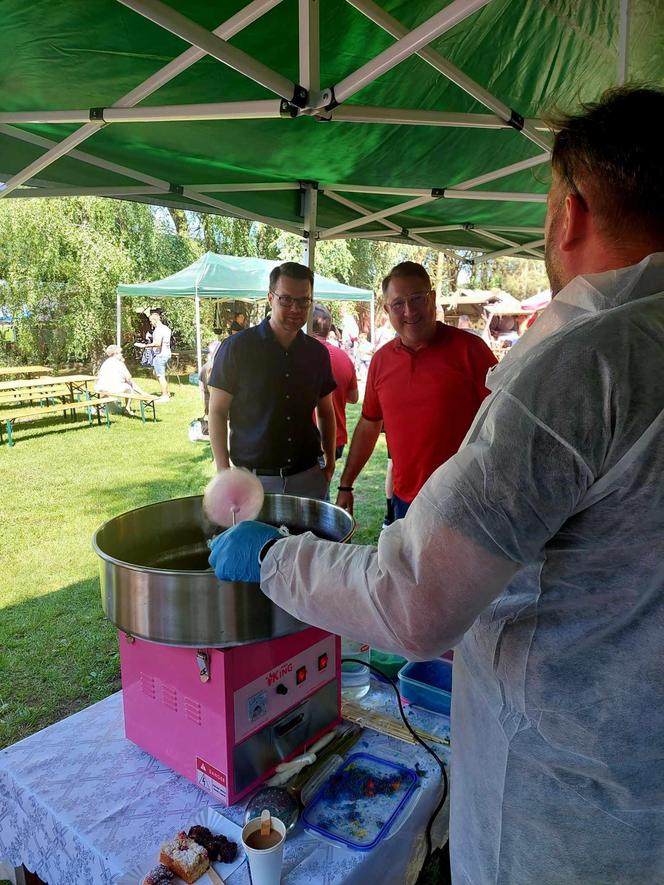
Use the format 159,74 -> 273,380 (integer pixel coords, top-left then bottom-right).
0,374 -> 95,396
0,365 -> 51,378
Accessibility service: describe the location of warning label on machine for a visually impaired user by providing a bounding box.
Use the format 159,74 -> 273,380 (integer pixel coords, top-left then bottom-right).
196,757 -> 227,800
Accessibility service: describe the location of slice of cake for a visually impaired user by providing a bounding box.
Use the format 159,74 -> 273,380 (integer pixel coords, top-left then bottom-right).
159,831 -> 210,883
143,864 -> 174,884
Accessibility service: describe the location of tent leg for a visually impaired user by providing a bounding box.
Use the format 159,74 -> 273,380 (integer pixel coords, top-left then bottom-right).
302,182 -> 318,334
116,291 -> 122,347
370,293 -> 375,344
194,291 -> 203,374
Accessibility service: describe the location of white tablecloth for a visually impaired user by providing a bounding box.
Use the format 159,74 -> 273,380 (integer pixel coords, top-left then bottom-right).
0,682 -> 450,885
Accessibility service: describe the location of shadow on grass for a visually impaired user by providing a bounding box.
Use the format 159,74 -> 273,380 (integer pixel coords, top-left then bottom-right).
0,576 -> 121,749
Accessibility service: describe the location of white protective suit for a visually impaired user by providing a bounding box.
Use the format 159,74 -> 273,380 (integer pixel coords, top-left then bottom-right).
261,253 -> 664,884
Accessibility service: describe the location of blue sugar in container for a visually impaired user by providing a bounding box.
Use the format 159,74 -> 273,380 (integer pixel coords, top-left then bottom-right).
302,752 -> 418,851
398,658 -> 453,716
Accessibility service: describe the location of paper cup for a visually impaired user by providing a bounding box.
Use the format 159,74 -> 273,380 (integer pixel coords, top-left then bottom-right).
241,815 -> 286,885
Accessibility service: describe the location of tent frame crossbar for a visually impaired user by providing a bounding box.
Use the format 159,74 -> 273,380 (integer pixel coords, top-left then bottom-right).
0,0 -> 555,263
0,0 -> 281,198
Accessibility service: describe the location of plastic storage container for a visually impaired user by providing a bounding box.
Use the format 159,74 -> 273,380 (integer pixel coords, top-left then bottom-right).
370,648 -> 407,680
302,752 -> 418,851
398,658 -> 453,716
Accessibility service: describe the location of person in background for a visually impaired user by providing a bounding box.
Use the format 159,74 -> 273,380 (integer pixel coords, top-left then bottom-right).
198,339 -> 221,436
312,304 -> 358,461
336,261 -> 497,519
229,311 -> 247,335
136,309 -> 172,402
95,344 -> 147,415
341,311 -> 359,358
208,262 -> 337,499
211,86 -> 664,884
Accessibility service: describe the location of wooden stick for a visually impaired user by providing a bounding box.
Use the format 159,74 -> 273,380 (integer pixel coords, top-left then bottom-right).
260,808 -> 271,836
341,701 -> 450,747
207,865 -> 225,885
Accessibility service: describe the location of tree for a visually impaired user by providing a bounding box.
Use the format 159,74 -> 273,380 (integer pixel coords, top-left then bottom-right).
0,197 -> 199,365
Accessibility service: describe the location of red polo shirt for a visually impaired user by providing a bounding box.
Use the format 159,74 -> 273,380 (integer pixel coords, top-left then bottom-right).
319,338 -> 358,447
362,322 -> 497,502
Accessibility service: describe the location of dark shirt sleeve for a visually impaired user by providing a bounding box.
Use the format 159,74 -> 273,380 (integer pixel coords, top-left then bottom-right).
208,337 -> 237,394
318,345 -> 337,399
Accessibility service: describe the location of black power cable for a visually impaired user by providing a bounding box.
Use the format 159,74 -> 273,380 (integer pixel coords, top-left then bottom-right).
341,658 -> 449,864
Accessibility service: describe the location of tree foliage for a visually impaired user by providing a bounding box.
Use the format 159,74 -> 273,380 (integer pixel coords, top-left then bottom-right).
0,196 -> 547,364
0,198 -> 199,365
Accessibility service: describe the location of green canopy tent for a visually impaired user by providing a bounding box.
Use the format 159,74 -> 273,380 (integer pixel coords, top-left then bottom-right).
117,251 -> 374,370
0,2 -> 661,268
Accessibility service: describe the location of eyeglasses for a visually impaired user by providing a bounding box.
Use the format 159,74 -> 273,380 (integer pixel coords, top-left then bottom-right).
384,292 -> 430,315
270,291 -> 313,310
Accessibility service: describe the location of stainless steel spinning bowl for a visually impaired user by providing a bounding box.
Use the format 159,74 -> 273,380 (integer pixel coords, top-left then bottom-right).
93,494 -> 355,648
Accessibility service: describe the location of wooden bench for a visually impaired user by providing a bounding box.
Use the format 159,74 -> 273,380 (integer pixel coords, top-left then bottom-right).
0,397 -> 116,447
94,390 -> 157,423
0,384 -> 72,407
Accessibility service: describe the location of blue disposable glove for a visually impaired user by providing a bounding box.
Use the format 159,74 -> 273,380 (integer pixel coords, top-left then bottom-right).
208,521 -> 282,583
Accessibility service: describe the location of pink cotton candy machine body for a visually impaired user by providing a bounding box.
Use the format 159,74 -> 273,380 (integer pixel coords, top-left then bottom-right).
93,494 -> 354,806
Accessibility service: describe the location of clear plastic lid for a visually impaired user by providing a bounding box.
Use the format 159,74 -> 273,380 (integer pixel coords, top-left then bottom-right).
302,752 -> 418,851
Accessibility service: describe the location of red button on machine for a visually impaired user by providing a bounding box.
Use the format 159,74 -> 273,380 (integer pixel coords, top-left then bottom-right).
296,665 -> 307,685
317,653 -> 328,671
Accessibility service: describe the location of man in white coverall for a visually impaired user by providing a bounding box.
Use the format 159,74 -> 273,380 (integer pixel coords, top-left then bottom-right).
210,87 -> 664,883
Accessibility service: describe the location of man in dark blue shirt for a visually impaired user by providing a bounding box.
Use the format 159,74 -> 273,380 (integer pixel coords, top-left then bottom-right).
208,262 -> 337,499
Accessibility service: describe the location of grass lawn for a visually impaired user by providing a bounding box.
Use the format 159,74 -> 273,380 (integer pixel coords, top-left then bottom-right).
0,380 -> 389,749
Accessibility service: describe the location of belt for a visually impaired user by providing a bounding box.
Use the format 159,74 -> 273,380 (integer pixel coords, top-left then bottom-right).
239,462 -> 317,478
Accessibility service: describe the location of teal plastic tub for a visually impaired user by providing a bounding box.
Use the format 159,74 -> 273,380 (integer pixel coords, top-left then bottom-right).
397,658 -> 453,716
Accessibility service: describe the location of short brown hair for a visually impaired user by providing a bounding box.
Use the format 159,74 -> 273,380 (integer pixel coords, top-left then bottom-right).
549,86 -> 664,236
381,261 -> 432,295
312,303 -> 332,336
269,261 -> 314,291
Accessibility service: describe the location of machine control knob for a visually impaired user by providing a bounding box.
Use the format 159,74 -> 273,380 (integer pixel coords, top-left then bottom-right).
276,683 -> 288,695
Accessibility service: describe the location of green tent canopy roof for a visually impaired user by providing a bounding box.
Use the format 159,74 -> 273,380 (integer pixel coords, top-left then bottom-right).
0,1 -> 662,260
117,251 -> 374,301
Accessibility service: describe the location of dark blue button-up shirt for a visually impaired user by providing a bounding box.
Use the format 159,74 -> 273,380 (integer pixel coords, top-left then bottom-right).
209,319 -> 336,470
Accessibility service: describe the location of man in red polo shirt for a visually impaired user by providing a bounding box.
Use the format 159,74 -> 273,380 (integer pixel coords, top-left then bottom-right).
312,303 -> 359,460
336,261 -> 496,518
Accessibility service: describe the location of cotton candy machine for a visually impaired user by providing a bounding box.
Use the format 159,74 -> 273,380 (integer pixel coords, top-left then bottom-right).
94,494 -> 354,805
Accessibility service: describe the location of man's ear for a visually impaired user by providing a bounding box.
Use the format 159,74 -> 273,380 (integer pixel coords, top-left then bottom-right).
559,192 -> 589,253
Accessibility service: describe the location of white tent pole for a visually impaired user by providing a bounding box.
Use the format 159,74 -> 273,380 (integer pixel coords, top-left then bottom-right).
473,238 -> 546,262
370,293 -> 375,345
299,0 -> 320,92
347,0 -> 551,152
118,0 -> 302,104
0,0 -> 280,197
116,292 -> 122,347
182,188 -> 304,235
472,227 -> 544,260
323,194 -> 436,238
302,183 -> 318,334
618,0 -> 630,84
321,189 -> 403,235
332,0 -> 492,105
327,106 -> 546,130
445,189 -> 547,203
0,100 -> 286,126
450,153 -> 550,190
194,291 -> 203,374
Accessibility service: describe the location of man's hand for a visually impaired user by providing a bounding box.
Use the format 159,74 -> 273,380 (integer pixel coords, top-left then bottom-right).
208,521 -> 282,583
321,462 -> 335,486
336,489 -> 354,514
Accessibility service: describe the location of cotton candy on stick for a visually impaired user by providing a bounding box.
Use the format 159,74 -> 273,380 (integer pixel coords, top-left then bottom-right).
203,468 -> 265,527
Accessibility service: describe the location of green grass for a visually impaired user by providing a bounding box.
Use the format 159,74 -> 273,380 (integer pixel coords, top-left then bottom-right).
0,382 -> 389,748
